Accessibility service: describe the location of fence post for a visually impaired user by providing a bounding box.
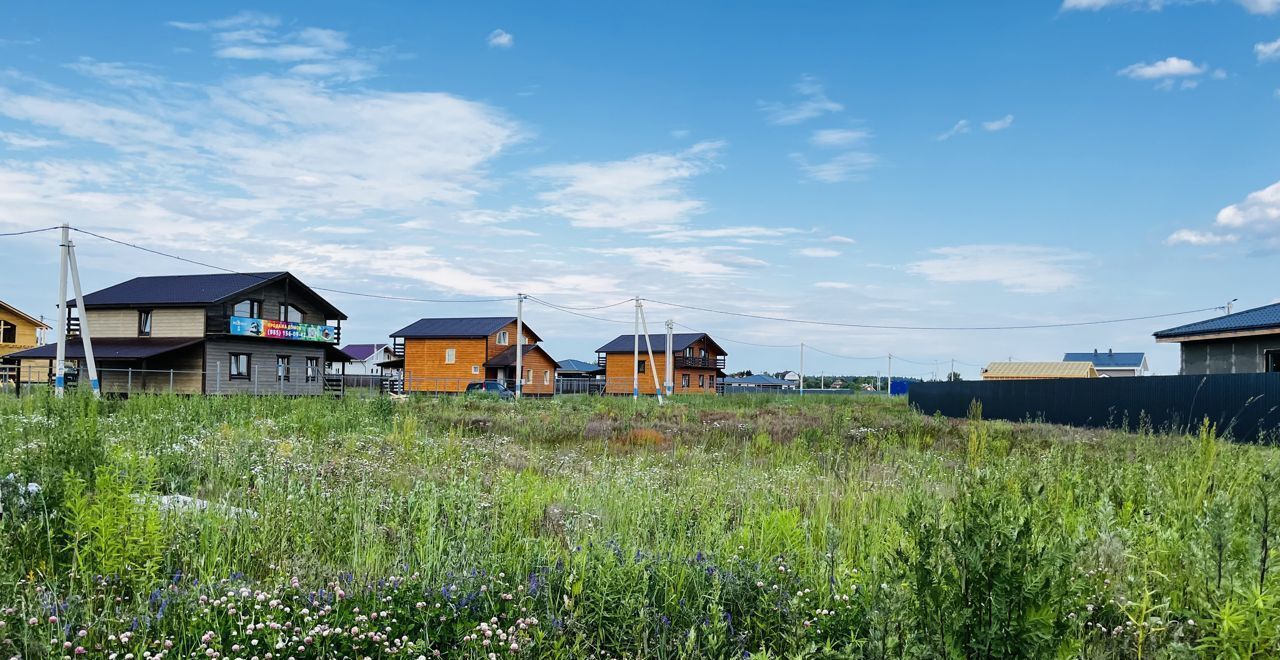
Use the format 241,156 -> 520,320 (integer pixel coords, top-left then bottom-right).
169,369 -> 174,394
254,365 -> 259,396
215,361 -> 221,395
127,368 -> 132,396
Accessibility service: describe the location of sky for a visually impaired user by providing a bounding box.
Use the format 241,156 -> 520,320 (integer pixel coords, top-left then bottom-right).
1,0 -> 1278,379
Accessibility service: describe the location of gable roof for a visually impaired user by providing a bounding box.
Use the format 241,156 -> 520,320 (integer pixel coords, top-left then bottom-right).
485,344 -> 555,367
595,332 -> 726,355
557,359 -> 603,373
1154,302 -> 1280,340
340,343 -> 390,361
0,299 -> 48,328
982,361 -> 1097,379
1063,351 -> 1147,369
389,317 -> 541,341
67,272 -> 346,319
723,374 -> 791,386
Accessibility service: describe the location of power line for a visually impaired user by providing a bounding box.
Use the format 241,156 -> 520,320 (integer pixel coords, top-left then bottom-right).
640,297 -> 1225,332
68,226 -> 514,304
672,321 -> 800,349
0,226 -> 62,237
527,296 -> 635,311
525,295 -> 631,325
804,345 -> 886,361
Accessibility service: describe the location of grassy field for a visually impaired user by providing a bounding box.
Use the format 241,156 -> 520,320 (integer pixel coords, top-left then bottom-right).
1,393 -> 1278,658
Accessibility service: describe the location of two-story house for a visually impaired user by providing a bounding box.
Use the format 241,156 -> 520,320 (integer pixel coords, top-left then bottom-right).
0,299 -> 50,384
596,332 -> 726,395
389,317 -> 557,395
7,272 -> 349,395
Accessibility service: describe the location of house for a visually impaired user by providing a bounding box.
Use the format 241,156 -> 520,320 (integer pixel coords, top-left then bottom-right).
595,332 -> 726,395
389,317 -> 556,395
556,358 -> 604,395
1155,302 -> 1280,375
6,272 -> 348,395
776,370 -> 801,386
722,373 -> 791,390
556,359 -> 603,379
1063,349 -> 1150,377
981,361 -> 1098,381
337,343 -> 397,376
0,300 -> 50,384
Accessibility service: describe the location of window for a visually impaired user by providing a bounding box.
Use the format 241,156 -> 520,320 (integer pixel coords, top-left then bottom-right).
685,348 -> 693,357
472,365 -> 480,375
526,368 -> 533,384
135,310 -> 152,337
699,374 -> 706,387
305,356 -> 319,383
233,300 -> 261,318
543,370 -> 550,385
0,321 -> 15,344
497,331 -> 509,345
229,353 -> 250,380
276,355 -> 290,382
1268,350 -> 1280,373
681,373 -> 690,388
444,348 -> 456,364
279,304 -> 304,324
638,360 -> 646,374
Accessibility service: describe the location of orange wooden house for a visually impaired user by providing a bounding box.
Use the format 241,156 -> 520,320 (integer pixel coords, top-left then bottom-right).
389,317 -> 557,395
595,332 -> 726,395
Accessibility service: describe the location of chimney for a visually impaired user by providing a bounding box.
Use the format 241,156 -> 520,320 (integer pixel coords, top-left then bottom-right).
1108,348 -> 1113,356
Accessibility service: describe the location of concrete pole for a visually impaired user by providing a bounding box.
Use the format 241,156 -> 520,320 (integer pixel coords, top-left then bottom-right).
55,224 -> 69,397
887,353 -> 893,397
632,297 -> 640,400
638,301 -> 663,404
515,293 -> 524,399
66,231 -> 100,397
799,342 -> 805,397
664,319 -> 674,396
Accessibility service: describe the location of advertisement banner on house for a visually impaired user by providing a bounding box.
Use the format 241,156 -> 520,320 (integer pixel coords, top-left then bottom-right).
229,316 -> 338,343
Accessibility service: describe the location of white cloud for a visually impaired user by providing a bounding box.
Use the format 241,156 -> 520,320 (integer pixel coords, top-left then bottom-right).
1166,229 -> 1238,245
1240,0 -> 1280,14
65,58 -> 165,88
531,140 -> 724,231
169,12 -> 373,81
907,245 -> 1088,294
982,114 -> 1015,132
0,131 -> 60,149
809,128 -> 869,148
759,75 -> 843,125
1062,0 -> 1276,13
791,151 -> 877,183
1257,38 -> 1280,62
1118,57 -> 1206,79
487,29 -> 514,48
828,235 -> 857,244
936,120 -> 971,141
661,226 -> 801,242
797,247 -> 841,258
593,246 -> 765,277
814,281 -> 853,289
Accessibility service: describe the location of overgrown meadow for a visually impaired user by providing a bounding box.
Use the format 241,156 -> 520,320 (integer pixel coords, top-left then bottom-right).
1,392 -> 1278,659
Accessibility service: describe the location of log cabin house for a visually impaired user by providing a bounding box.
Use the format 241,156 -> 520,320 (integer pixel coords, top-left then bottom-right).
595,332 -> 726,395
388,317 -> 557,395
6,272 -> 349,395
0,299 -> 50,384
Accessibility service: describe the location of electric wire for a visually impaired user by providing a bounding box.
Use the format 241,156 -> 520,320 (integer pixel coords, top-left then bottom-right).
0,226 -> 62,237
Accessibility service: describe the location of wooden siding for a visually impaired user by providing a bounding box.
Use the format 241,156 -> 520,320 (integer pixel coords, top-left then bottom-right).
485,321 -> 535,357
203,338 -> 329,396
0,306 -> 44,357
403,338 -> 489,392
85,308 -> 205,338
209,278 -> 333,326
602,353 -> 719,395
98,344 -> 204,395
508,348 -> 557,396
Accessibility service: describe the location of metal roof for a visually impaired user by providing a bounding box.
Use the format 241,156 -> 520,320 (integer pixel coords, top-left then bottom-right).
5,337 -> 204,361
556,359 -> 602,373
340,343 -> 389,361
485,344 -> 554,367
723,374 -> 791,385
595,332 -> 726,355
982,361 -> 1097,380
1063,351 -> 1146,369
390,317 -> 526,339
1154,302 -> 1280,340
0,299 -> 49,328
68,272 -> 347,319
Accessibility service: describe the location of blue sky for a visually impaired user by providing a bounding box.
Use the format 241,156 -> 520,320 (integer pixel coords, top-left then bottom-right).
1,0 -> 1278,378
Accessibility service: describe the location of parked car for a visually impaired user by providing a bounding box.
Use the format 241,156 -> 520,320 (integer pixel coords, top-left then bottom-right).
465,380 -> 515,400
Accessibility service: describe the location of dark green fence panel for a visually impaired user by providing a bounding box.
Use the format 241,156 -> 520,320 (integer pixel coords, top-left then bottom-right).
908,373 -> 1280,442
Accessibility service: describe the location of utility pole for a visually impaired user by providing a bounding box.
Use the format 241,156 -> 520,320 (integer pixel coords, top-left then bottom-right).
950,358 -> 955,381
633,297 -> 640,400
637,300 -> 664,404
55,223 -> 100,398
886,353 -> 893,398
799,342 -> 805,397
1227,298 -> 1238,315
664,319 -> 674,396
515,293 -> 525,399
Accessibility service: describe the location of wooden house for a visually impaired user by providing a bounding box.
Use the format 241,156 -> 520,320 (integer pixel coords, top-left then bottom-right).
389,317 -> 557,395
595,332 -> 726,395
0,299 -> 50,384
6,272 -> 349,395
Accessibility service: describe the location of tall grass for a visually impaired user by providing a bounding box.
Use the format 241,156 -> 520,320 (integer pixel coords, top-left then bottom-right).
1,392 -> 1278,657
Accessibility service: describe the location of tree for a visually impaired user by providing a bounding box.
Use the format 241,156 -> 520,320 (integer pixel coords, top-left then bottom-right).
947,371 -> 963,382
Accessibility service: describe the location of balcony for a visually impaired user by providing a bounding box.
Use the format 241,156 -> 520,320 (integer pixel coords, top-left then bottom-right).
675,355 -> 726,370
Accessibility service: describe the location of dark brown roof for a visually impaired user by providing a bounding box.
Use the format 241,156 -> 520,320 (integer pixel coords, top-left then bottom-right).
485,344 -> 554,367
6,337 -> 204,361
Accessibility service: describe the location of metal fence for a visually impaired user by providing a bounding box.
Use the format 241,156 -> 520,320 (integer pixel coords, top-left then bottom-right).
909,373 -> 1280,442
